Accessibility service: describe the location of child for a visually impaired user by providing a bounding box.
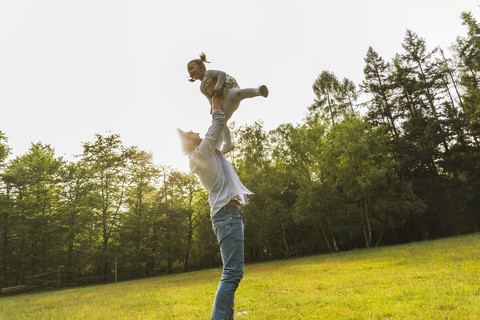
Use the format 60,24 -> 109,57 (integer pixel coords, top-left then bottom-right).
187,53 -> 268,154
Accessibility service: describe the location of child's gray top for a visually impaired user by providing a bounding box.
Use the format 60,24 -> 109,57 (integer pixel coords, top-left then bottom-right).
200,70 -> 239,105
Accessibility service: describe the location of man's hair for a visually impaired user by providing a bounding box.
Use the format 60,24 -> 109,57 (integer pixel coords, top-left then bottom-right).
177,128 -> 201,155
176,128 -> 187,139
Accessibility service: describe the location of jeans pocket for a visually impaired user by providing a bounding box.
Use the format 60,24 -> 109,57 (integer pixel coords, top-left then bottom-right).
229,214 -> 244,241
213,216 -> 232,244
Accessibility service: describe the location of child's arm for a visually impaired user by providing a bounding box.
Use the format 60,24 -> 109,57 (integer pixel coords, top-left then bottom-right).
205,70 -> 226,96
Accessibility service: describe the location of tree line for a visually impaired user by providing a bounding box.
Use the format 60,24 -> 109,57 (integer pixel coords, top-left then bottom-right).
1,12 -> 479,290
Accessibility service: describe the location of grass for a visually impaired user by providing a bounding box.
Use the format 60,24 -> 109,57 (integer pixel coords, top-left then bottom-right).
1,233 -> 479,319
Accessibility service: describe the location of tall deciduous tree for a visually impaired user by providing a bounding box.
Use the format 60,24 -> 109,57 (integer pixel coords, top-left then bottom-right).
119,149 -> 159,277
81,133 -> 134,276
0,132 -> 13,287
2,143 -> 63,287
0,132 -> 9,167
58,160 -> 95,283
163,170 -> 201,271
311,70 -> 342,125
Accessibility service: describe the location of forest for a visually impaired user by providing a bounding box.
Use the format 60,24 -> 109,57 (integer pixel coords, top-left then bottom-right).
1,12 -> 479,290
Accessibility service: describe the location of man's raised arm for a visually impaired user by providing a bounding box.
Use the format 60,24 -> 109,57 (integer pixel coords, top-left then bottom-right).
198,96 -> 226,155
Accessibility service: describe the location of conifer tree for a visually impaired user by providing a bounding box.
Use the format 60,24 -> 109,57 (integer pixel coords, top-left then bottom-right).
362,47 -> 400,139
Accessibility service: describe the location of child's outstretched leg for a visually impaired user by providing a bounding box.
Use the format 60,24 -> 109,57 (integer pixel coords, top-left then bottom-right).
220,85 -> 268,154
223,86 -> 268,119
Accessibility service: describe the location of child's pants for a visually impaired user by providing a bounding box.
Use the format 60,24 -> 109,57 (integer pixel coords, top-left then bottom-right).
218,88 -> 261,152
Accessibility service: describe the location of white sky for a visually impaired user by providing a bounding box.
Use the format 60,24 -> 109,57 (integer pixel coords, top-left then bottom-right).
1,0 -> 479,171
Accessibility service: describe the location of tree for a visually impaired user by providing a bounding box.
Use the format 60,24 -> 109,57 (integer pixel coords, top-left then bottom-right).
338,78 -> 359,116
2,143 -> 63,287
330,118 -> 425,247
0,133 -> 13,287
58,160 -> 95,283
401,30 -> 450,153
233,121 -> 301,260
456,11 -> 480,143
0,132 -> 9,167
188,189 -> 218,269
311,71 -> 358,126
272,118 -> 336,253
81,133 -> 134,276
163,170 -> 200,272
311,70 -> 342,125
119,149 -> 159,278
453,11 -> 480,231
362,47 -> 400,139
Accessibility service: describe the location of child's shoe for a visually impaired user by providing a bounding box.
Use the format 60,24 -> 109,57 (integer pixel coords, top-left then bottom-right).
259,85 -> 269,98
222,143 -> 235,154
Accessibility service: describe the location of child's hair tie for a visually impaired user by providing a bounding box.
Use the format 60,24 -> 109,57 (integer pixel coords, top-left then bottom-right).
199,52 -> 210,64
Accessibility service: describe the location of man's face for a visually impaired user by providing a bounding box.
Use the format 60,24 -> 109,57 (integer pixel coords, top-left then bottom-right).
182,131 -> 202,154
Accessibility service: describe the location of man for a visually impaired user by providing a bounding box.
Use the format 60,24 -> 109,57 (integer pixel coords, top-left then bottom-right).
177,96 -> 252,320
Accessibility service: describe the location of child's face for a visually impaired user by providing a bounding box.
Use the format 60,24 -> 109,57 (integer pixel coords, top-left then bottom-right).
187,62 -> 204,80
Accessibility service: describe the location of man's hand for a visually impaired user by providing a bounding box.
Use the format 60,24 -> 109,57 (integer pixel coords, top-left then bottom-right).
212,95 -> 224,112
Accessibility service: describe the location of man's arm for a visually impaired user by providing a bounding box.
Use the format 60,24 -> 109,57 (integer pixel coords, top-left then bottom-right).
197,96 -> 226,155
211,95 -> 224,112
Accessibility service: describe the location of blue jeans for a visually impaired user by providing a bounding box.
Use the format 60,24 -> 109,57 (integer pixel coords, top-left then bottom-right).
211,206 -> 245,320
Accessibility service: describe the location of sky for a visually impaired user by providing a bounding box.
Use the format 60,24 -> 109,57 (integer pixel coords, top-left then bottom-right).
1,0 -> 479,172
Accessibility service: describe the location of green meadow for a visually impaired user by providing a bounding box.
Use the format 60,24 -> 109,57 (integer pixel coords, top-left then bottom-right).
1,233 -> 479,320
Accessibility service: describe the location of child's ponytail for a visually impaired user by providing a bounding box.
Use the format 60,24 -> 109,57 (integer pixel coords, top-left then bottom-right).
199,52 -> 210,64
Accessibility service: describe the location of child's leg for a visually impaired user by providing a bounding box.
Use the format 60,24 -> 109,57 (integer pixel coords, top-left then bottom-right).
215,125 -> 232,152
220,124 -> 235,154
223,87 -> 263,120
216,134 -> 224,150
220,85 -> 267,154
